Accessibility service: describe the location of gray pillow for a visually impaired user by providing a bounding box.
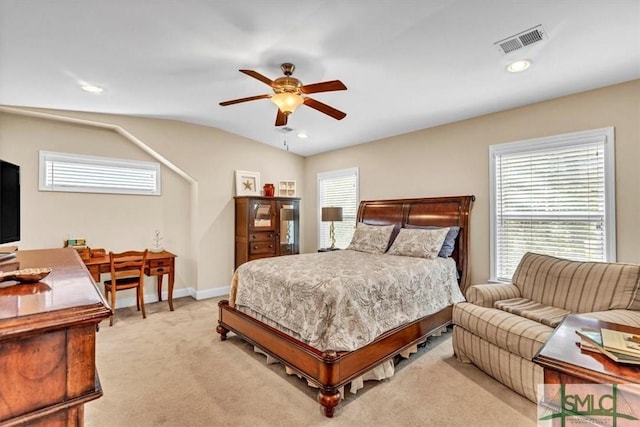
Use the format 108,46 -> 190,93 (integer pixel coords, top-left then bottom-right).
404,225 -> 460,258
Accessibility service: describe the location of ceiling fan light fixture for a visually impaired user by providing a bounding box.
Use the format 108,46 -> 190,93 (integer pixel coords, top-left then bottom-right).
220,63 -> 347,126
271,92 -> 304,114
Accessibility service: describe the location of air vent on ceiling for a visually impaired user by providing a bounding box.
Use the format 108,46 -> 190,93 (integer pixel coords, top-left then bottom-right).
494,25 -> 547,55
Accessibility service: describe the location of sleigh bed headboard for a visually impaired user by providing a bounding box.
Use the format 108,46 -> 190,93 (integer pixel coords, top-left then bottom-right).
356,195 -> 475,292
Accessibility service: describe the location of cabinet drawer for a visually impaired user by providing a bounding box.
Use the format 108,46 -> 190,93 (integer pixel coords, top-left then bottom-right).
250,232 -> 275,242
148,259 -> 168,268
145,259 -> 170,276
250,241 -> 276,255
146,266 -> 168,276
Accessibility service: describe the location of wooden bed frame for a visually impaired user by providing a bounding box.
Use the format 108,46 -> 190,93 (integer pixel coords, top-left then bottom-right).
217,195 -> 475,417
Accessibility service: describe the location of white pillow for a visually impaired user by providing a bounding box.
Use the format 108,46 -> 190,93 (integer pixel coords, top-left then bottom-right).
387,227 -> 450,259
346,223 -> 395,254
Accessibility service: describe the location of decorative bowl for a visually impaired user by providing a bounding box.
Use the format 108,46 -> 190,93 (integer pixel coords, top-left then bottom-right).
0,267 -> 52,283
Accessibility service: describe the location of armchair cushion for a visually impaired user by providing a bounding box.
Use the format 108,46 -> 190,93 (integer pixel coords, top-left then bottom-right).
494,298 -> 570,328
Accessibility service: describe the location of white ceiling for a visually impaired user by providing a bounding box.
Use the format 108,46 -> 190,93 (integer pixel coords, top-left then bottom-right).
1,1 -> 639,156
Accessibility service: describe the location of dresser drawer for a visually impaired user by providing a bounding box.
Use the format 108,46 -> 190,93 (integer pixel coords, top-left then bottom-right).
250,232 -> 276,242
250,241 -> 276,255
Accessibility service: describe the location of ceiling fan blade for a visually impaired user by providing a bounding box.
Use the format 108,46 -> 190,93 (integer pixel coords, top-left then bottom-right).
300,80 -> 347,94
275,109 -> 288,126
240,69 -> 275,87
303,97 -> 347,120
219,94 -> 271,106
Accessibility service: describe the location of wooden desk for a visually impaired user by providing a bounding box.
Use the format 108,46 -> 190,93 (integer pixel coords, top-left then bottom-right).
0,248 -> 111,426
534,314 -> 640,385
84,250 -> 177,311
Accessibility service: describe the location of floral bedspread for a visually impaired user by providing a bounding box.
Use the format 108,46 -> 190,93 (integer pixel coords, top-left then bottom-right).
231,250 -> 465,352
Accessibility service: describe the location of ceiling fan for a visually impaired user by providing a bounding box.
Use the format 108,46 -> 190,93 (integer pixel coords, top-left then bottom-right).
219,63 -> 347,126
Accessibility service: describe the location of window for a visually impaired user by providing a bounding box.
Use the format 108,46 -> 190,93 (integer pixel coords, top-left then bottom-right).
490,127 -> 615,282
317,167 -> 359,249
39,150 -> 161,195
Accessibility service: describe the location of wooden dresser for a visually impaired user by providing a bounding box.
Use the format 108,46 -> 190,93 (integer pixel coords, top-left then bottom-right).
234,196 -> 300,269
0,248 -> 111,426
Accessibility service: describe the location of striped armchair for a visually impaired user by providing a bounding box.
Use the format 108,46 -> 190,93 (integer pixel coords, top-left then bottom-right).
452,252 -> 640,402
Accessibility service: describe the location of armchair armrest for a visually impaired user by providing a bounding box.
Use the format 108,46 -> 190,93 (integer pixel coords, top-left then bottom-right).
465,283 -> 521,308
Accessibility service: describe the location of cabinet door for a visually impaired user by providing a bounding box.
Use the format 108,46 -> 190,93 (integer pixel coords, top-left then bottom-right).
249,199 -> 276,231
278,200 -> 299,255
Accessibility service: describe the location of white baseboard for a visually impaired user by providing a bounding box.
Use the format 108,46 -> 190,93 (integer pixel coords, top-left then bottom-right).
108,286 -> 229,308
192,286 -> 229,300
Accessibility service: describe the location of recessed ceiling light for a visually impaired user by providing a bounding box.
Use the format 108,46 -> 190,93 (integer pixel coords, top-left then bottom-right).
297,132 -> 308,139
80,83 -> 104,93
506,59 -> 532,73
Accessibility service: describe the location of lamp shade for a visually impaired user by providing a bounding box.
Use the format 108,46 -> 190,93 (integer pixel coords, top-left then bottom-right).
271,92 -> 304,114
322,207 -> 343,222
280,208 -> 295,221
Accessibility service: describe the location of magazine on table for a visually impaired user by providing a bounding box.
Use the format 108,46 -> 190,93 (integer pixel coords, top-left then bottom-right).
601,328 -> 640,358
575,328 -> 640,365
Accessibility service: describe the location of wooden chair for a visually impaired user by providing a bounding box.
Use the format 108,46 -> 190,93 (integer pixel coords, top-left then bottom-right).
104,250 -> 149,326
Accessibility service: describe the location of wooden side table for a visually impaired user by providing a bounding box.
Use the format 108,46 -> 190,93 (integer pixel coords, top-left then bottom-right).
534,314 -> 640,385
534,315 -> 640,422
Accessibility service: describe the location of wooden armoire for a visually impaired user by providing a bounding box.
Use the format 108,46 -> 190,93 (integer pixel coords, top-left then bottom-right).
234,196 -> 300,269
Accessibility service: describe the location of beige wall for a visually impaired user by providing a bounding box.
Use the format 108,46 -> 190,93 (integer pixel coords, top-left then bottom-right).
303,79 -> 640,283
0,108 -> 305,301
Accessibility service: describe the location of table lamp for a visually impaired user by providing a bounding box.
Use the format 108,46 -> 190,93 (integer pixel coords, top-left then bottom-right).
321,207 -> 343,249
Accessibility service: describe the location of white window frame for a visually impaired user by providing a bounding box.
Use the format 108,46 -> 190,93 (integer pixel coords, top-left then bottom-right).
39,150 -> 161,195
489,127 -> 616,282
317,167 -> 359,249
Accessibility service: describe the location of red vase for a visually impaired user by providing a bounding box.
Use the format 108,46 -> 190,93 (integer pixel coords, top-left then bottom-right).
263,183 -> 275,197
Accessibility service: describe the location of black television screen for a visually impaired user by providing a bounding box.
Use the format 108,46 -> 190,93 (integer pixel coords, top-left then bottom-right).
0,160 -> 20,244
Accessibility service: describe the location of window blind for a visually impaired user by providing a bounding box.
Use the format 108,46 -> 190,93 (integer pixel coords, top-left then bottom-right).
491,128 -> 615,281
39,151 -> 161,195
318,168 -> 359,249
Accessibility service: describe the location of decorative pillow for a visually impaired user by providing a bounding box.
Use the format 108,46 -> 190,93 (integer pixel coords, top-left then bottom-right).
387,227 -> 450,259
346,223 -> 395,254
405,225 -> 460,258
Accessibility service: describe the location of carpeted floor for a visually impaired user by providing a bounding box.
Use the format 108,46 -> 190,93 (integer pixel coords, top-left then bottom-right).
85,297 -> 537,426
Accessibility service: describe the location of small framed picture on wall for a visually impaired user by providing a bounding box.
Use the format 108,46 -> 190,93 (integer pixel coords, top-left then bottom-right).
235,170 -> 261,196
